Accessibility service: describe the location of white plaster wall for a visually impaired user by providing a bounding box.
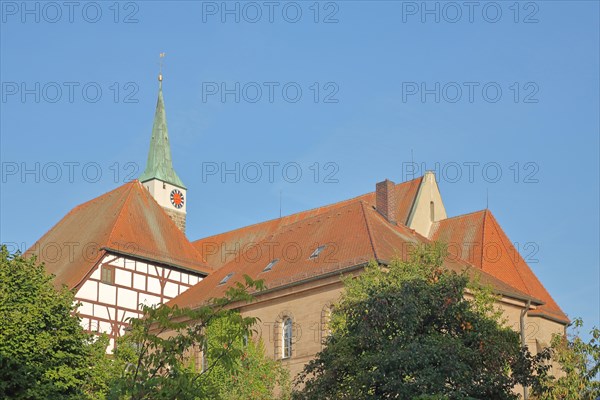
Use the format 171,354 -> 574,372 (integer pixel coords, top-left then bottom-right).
77,280 -> 97,301
408,171 -> 447,237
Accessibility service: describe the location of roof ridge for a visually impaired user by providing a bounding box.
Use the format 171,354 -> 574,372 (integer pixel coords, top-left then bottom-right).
480,209 -> 487,268
196,194 -> 369,242
105,181 -> 138,245
194,177 -> 424,243
442,209 -> 488,222
484,211 -> 533,296
25,182 -> 135,257
70,182 -> 133,213
359,201 -> 379,261
105,181 -> 211,271
277,200 -> 363,231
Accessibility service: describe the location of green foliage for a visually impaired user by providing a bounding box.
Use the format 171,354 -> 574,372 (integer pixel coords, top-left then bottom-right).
108,275 -> 289,400
294,243 -> 548,400
202,316 -> 291,400
467,272 -> 506,324
0,245 -> 103,399
0,245 -> 288,400
81,334 -> 120,400
532,318 -> 600,400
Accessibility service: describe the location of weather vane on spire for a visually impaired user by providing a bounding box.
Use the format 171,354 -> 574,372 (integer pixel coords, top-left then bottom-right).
158,52 -> 166,81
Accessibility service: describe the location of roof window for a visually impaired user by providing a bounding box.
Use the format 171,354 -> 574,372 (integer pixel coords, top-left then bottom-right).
309,245 -> 326,259
263,259 -> 279,272
218,272 -> 234,285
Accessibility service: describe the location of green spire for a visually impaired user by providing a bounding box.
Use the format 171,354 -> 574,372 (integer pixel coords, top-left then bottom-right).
139,76 -> 186,189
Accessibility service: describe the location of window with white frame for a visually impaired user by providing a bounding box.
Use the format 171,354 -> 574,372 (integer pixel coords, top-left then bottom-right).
282,317 -> 293,359
197,343 -> 208,373
322,304 -> 334,343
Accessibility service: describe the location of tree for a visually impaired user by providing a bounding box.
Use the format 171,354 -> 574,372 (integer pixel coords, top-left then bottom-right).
202,315 -> 291,400
108,275 -> 289,400
0,244 -> 289,399
0,245 -> 102,399
532,318 -> 600,400
294,243 -> 548,400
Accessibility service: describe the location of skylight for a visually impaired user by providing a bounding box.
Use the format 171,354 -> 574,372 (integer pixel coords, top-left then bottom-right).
218,272 -> 234,285
263,259 -> 279,272
309,245 -> 326,259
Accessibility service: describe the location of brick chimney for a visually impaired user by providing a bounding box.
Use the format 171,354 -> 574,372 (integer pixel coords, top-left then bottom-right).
376,179 -> 397,224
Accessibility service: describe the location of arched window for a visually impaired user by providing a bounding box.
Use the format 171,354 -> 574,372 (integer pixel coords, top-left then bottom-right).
321,304 -> 335,347
430,201 -> 435,222
201,344 -> 208,372
195,343 -> 208,373
282,317 -> 293,359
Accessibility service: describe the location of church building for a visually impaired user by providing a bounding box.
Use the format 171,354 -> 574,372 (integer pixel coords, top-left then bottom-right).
27,75 -> 569,377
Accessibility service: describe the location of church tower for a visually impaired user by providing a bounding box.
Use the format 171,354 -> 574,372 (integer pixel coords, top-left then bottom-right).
139,73 -> 187,232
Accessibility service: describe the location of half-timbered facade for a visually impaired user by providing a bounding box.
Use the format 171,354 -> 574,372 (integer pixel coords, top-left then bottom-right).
75,254 -> 203,349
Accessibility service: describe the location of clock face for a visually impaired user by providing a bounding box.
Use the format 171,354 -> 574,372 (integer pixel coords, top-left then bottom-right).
170,189 -> 184,209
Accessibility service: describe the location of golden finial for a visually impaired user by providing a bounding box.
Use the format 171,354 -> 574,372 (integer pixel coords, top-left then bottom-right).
158,52 -> 166,81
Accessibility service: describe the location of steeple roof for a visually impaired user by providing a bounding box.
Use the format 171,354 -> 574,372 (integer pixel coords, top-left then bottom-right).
139,77 -> 186,189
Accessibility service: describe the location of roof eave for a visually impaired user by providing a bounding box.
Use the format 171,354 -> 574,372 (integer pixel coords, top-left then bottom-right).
375,258 -> 544,306
139,175 -> 187,190
527,311 -> 570,325
189,261 -> 544,316
102,247 -> 210,276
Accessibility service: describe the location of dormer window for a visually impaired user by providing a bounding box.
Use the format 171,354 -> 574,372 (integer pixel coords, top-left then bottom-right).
263,259 -> 279,272
218,272 -> 234,285
309,245 -> 326,259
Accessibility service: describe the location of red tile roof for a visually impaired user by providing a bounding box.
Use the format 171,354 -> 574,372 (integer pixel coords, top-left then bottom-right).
193,177 -> 423,269
26,180 -> 211,289
29,172 -> 566,325
170,200 -> 539,310
430,210 -> 568,323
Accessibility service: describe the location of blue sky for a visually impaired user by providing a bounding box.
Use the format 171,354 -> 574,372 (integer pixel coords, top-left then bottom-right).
1,1 -> 598,334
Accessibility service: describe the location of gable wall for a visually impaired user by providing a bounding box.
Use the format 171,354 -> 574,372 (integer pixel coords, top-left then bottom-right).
408,172 -> 447,237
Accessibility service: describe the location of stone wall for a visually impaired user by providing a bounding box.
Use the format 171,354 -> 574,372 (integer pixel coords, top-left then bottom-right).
238,274 -> 567,388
